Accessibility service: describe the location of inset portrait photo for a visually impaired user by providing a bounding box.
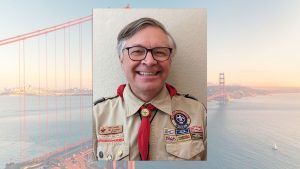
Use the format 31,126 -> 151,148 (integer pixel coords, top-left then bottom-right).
92,9 -> 207,161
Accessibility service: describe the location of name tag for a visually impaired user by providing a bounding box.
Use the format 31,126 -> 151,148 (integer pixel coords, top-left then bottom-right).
99,125 -> 123,135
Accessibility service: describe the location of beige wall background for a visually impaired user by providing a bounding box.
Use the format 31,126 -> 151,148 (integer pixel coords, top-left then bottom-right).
93,9 -> 207,106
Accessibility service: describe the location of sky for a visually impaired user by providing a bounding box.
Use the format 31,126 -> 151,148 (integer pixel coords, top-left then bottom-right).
0,0 -> 300,89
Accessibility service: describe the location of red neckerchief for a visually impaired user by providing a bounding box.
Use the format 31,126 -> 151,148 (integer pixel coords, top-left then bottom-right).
116,83 -> 176,160
138,103 -> 155,160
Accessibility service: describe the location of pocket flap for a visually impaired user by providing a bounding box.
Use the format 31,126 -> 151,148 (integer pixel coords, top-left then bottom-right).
166,140 -> 204,159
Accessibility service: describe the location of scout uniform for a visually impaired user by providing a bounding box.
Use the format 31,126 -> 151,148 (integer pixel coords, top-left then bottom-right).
93,83 -> 207,160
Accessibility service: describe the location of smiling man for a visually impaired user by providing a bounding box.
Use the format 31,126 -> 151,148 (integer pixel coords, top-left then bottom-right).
93,17 -> 207,161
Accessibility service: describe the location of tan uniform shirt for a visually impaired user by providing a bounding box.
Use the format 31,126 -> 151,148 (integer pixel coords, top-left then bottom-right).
93,84 -> 207,160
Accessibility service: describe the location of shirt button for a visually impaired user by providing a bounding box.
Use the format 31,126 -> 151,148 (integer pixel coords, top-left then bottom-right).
99,151 -> 103,158
117,149 -> 123,157
107,154 -> 112,160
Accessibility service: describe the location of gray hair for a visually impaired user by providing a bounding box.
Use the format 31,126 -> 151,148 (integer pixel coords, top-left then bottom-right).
117,17 -> 177,58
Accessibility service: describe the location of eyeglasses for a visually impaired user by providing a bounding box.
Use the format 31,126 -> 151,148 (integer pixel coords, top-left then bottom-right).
123,46 -> 172,61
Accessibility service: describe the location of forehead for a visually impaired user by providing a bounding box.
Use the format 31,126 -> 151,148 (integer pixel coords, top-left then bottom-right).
125,26 -> 170,47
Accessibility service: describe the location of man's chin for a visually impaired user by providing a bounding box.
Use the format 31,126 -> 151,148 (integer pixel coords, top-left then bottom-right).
137,82 -> 164,93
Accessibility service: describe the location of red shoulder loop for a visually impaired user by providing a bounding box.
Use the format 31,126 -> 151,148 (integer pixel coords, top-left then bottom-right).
166,83 -> 177,98
117,84 -> 126,100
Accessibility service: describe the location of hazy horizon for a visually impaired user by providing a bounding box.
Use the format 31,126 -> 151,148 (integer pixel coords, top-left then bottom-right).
1,0 -> 300,89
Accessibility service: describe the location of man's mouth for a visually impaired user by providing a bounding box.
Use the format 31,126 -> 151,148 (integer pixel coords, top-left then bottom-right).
137,71 -> 160,76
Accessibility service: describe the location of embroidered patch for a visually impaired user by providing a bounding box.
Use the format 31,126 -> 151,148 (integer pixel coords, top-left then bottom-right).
111,125 -> 123,134
164,128 -> 175,135
191,132 -> 203,140
175,128 -> 190,136
189,125 -> 203,140
98,138 -> 124,143
177,134 -> 192,142
99,126 -> 112,135
98,133 -> 124,143
190,126 -> 202,133
170,110 -> 191,129
164,135 -> 177,143
99,125 -> 123,135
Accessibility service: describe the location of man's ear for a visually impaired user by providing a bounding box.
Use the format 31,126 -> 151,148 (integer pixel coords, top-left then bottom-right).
169,57 -> 173,63
119,55 -> 124,63
119,55 -> 125,71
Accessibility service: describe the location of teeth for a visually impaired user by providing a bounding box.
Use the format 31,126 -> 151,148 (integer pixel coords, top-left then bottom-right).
139,72 -> 156,76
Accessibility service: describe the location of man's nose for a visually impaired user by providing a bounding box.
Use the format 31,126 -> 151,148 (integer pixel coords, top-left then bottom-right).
141,51 -> 157,65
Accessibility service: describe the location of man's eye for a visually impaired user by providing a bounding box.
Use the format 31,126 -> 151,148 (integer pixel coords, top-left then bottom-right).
156,51 -> 167,55
130,49 -> 145,55
154,50 -> 168,56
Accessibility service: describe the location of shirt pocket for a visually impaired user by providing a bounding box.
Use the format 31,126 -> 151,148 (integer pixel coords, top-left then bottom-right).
97,142 -> 129,160
166,139 -> 204,160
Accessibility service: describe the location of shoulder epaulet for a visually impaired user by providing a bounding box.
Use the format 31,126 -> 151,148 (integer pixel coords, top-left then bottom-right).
177,93 -> 199,101
93,95 -> 118,106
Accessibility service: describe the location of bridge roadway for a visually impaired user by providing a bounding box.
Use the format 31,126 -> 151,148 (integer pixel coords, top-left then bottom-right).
6,139 -> 93,169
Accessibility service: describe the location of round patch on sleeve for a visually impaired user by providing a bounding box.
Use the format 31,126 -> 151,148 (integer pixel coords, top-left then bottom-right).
170,110 -> 191,129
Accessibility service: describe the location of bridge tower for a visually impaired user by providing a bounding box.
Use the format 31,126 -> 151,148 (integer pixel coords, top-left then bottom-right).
219,73 -> 226,104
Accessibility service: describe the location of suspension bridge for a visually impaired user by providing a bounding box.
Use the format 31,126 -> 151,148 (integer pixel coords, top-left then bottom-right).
207,73 -> 228,104
0,14 -> 135,169
1,12 -> 225,169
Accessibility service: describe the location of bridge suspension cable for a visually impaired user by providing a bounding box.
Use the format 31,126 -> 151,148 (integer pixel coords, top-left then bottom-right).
0,15 -> 92,46
0,15 -> 93,163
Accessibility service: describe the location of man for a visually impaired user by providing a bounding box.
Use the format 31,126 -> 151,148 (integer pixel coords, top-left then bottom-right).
93,17 -> 207,160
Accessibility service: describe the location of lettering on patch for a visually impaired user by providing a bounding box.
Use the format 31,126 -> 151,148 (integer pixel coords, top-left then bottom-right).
189,126 -> 202,133
164,135 -> 177,143
99,125 -> 123,135
164,128 -> 175,135
111,125 -> 123,134
98,133 -> 124,143
175,128 -> 190,136
191,132 -> 203,140
177,134 -> 191,142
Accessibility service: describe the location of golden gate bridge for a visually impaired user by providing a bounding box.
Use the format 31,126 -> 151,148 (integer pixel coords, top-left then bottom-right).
1,12 -> 225,168
207,73 -> 228,104
0,14 -> 135,169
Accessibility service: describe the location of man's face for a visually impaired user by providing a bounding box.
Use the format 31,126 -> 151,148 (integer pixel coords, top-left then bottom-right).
120,26 -> 172,94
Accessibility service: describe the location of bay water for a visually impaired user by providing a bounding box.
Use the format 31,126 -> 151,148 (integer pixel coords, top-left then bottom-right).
1,93 -> 300,169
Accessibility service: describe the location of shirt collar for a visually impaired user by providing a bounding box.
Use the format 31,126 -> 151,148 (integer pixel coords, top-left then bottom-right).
149,85 -> 172,115
123,84 -> 172,117
123,85 -> 145,117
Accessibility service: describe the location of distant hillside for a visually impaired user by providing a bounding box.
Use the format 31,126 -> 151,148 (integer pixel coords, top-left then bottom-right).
0,86 -> 92,96
208,85 -> 269,100
208,85 -> 300,100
